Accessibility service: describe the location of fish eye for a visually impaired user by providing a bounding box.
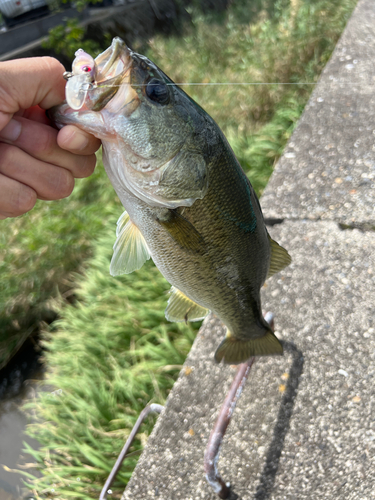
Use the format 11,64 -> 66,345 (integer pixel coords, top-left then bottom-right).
145,78 -> 169,105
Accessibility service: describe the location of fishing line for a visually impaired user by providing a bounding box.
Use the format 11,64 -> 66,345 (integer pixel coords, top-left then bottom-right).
80,81 -> 374,91
164,81 -> 373,87
102,82 -> 318,86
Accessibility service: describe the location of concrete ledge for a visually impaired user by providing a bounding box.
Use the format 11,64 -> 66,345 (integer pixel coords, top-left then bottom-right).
123,221 -> 375,500
261,0 -> 375,225
123,0 -> 375,498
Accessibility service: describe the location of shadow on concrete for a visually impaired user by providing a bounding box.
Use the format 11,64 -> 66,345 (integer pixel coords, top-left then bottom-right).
254,342 -> 304,500
218,342 -> 304,500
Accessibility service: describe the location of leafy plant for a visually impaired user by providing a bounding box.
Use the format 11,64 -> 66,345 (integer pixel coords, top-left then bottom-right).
42,17 -> 109,60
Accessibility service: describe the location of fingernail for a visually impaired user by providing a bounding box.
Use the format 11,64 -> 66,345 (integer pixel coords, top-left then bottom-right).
0,118 -> 22,142
65,130 -> 89,151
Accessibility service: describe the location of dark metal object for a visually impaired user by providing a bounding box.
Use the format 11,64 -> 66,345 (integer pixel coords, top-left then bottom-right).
99,403 -> 164,500
204,313 -> 274,499
204,357 -> 255,498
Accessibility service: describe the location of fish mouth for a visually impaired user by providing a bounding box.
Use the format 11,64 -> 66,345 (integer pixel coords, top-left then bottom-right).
65,37 -> 136,113
95,37 -> 131,82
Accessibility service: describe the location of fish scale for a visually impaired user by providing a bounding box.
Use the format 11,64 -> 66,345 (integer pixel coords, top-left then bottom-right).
51,37 -> 291,364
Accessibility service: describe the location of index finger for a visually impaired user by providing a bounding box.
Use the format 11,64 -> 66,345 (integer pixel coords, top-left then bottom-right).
0,57 -> 66,129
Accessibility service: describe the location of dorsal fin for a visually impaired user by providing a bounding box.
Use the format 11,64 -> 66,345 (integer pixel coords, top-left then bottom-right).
110,210 -> 151,276
267,236 -> 292,279
165,287 -> 210,323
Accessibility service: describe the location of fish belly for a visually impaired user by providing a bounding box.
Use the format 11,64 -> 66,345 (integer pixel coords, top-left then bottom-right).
120,147 -> 271,342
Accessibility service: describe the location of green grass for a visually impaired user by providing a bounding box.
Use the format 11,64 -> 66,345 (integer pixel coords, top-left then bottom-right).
0,160 -> 119,369
146,0 -> 355,191
1,0 -> 357,496
20,234 -> 197,499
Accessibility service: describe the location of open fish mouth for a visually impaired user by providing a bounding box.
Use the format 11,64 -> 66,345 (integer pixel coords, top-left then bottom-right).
65,37 -> 134,112
94,37 -> 131,82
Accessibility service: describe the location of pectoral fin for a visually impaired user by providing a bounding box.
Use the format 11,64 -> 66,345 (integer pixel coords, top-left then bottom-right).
157,210 -> 206,254
267,236 -> 292,279
110,211 -> 151,276
165,287 -> 210,322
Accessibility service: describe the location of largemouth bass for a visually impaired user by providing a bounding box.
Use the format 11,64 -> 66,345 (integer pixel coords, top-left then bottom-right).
51,38 -> 291,364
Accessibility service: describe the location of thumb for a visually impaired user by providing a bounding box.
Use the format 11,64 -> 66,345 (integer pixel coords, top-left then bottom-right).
0,57 -> 67,130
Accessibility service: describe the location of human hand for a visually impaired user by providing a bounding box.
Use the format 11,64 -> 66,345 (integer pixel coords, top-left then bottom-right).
0,57 -> 101,219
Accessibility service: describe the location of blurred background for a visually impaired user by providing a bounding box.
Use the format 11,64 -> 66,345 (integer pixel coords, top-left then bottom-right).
0,0 -> 357,498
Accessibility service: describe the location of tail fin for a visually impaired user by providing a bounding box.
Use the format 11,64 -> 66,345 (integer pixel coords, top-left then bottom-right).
214,329 -> 283,364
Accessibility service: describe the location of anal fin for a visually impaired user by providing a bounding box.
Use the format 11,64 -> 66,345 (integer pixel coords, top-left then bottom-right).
215,329 -> 283,364
267,236 -> 292,279
110,210 -> 151,276
165,286 -> 210,323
